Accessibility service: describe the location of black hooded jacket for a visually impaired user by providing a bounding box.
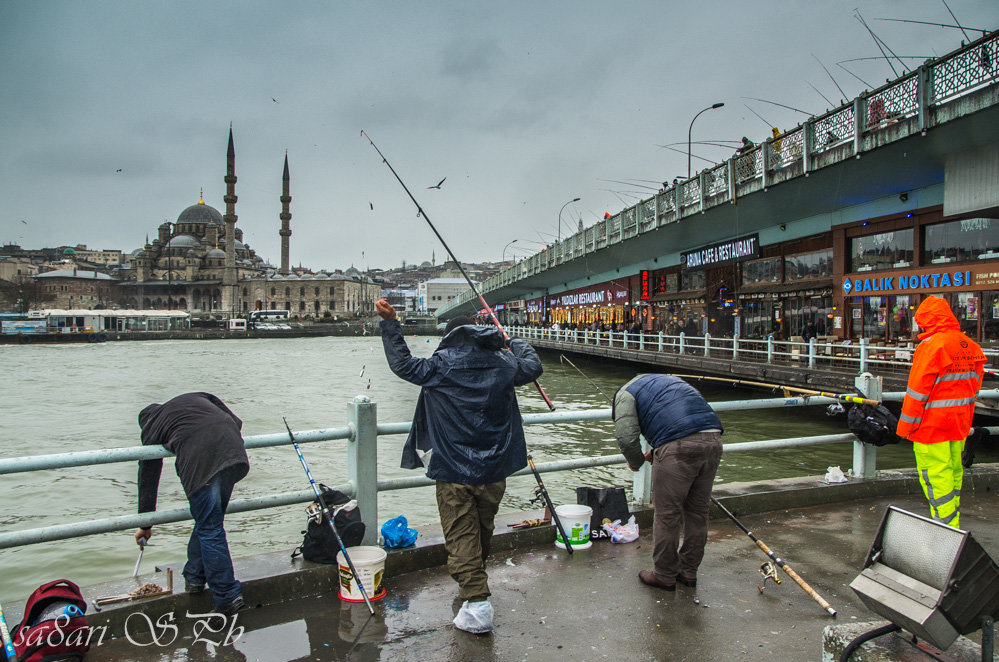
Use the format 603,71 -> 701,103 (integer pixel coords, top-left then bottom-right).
137,392 -> 249,516
380,319 -> 543,484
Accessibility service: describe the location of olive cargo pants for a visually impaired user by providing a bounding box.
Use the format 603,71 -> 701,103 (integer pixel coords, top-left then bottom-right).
436,480 -> 506,602
652,431 -> 723,582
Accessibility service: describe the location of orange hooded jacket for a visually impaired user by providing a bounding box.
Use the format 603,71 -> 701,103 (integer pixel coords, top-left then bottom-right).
896,296 -> 985,444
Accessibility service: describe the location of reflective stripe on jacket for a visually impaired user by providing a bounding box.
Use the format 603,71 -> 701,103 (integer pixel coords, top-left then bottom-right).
897,296 -> 985,445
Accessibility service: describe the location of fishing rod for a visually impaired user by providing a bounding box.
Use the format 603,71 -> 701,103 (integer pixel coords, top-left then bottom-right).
742,96 -> 813,116
744,104 -> 776,131
806,80 -> 835,108
284,417 -> 376,615
811,54 -> 848,103
874,17 -> 988,37
711,496 -> 837,617
669,373 -> 881,406
527,455 -> 573,556
361,130 -> 555,411
560,355 -> 613,405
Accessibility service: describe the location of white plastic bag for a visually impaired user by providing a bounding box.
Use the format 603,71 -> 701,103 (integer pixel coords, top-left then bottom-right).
824,465 -> 848,483
602,515 -> 639,543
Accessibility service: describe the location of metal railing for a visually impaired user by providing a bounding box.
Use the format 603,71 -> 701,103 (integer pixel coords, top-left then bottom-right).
440,30 -> 999,316
3,379 -> 998,552
510,325 -> 999,376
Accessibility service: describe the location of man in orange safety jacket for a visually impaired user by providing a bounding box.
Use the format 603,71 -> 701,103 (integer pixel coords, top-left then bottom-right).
897,295 -> 986,528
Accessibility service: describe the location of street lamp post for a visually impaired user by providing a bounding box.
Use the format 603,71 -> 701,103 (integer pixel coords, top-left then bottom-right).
688,102 -> 725,179
165,222 -> 174,311
503,239 -> 518,262
557,197 -> 581,243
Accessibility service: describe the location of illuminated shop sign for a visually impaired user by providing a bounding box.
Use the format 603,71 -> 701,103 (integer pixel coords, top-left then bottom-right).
640,270 -> 650,300
682,233 -> 759,270
526,298 -> 543,313
548,282 -> 629,309
841,267 -> 980,296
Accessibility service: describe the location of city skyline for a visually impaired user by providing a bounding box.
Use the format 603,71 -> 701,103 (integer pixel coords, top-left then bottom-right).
1,1 -> 996,272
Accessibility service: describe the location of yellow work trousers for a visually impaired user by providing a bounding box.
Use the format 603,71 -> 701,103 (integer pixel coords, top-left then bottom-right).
913,440 -> 964,529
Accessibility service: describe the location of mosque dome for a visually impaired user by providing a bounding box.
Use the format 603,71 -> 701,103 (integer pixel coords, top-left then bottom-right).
63,247 -> 76,255
168,234 -> 200,249
177,196 -> 223,226
206,248 -> 226,259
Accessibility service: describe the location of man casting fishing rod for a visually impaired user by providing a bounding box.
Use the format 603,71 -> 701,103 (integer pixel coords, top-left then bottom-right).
375,298 -> 542,634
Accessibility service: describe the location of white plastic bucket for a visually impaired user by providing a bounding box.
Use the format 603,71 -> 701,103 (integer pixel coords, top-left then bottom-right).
336,546 -> 387,602
554,504 -> 593,551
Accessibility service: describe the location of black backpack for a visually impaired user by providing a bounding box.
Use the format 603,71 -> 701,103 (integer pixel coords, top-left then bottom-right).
576,486 -> 631,541
291,485 -> 366,564
847,403 -> 901,446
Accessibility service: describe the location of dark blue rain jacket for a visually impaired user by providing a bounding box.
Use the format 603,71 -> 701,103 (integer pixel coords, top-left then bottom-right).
380,319 -> 543,484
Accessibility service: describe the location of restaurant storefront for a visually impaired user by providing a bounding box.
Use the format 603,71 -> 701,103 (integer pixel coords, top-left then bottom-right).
547,281 -> 630,328
834,208 -> 999,343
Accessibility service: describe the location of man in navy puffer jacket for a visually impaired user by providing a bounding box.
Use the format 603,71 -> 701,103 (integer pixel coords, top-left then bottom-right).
614,374 -> 723,591
376,299 -> 542,633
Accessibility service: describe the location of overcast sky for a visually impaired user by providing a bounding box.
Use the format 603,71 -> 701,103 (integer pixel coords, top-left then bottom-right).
1,1 -> 995,272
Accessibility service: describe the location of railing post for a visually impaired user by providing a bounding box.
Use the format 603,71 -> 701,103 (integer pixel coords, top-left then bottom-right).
658,331 -> 663,353
632,434 -> 652,506
854,95 -> 866,156
808,337 -> 816,369
679,331 -> 686,355
917,63 -> 933,133
347,395 -> 378,545
852,373 -> 882,479
703,332 -> 711,357
802,119 -> 814,175
639,332 -> 645,351
733,334 -> 739,361
767,336 -> 774,363
860,337 -> 869,373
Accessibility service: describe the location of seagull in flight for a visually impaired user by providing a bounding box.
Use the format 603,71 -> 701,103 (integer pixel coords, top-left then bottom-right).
427,177 -> 446,190
271,97 -> 279,104
116,168 -> 122,172
369,202 -> 374,210
20,219 -> 28,224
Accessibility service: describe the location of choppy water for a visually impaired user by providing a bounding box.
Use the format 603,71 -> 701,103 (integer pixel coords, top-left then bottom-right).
0,336 -> 972,601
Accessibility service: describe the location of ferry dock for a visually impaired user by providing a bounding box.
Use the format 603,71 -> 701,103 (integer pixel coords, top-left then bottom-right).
11,470 -> 996,661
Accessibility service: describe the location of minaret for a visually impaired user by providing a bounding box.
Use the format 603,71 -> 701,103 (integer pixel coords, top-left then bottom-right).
279,151 -> 292,275
222,125 -> 238,313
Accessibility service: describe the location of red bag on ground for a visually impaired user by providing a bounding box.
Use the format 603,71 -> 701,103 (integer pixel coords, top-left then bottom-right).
11,579 -> 90,661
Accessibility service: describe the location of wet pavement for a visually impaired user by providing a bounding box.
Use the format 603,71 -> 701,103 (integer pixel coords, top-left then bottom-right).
85,491 -> 999,662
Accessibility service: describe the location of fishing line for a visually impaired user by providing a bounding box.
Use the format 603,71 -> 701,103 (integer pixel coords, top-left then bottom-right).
361,130 -> 554,410
559,355 -> 613,405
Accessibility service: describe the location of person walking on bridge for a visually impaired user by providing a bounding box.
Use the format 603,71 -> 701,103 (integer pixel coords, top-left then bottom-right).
134,392 -> 249,616
613,374 -> 723,590
376,298 -> 543,634
897,296 -> 985,528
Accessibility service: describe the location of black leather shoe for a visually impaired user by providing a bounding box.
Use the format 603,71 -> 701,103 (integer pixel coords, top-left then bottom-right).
639,570 -> 676,591
185,581 -> 206,594
676,575 -> 697,588
218,596 -> 245,617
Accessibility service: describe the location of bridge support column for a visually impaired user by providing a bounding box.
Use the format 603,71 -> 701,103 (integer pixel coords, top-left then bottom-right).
852,373 -> 881,479
348,395 -> 379,545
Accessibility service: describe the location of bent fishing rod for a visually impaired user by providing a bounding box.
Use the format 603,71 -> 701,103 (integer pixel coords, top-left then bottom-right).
527,455 -> 573,556
711,496 -> 836,617
669,374 -> 881,406
361,130 -> 555,411
284,418 -> 376,615
560,355 -> 614,405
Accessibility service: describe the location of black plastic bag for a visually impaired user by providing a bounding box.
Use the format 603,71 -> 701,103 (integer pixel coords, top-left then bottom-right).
847,403 -> 901,446
576,486 -> 630,541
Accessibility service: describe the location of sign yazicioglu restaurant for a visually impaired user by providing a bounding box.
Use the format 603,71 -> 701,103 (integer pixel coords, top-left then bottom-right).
548,282 -> 629,309
838,264 -> 999,297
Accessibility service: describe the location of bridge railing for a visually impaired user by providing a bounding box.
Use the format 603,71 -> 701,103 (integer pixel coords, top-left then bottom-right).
439,30 -> 999,317
510,325 -> 999,375
5,382 -> 998,552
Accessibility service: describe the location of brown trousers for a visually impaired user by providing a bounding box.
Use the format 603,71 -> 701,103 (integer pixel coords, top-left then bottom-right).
436,480 -> 505,602
651,431 -> 723,581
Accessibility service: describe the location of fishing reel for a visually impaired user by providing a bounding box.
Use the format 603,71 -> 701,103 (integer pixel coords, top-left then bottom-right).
306,499 -> 358,524
529,486 -> 545,507
825,402 -> 845,416
757,561 -> 781,593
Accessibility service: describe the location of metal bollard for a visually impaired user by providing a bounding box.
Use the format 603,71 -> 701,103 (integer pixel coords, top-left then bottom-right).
347,395 -> 379,545
852,373 -> 881,479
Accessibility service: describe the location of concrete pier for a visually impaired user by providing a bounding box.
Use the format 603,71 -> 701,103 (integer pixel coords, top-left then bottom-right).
17,468 -> 994,661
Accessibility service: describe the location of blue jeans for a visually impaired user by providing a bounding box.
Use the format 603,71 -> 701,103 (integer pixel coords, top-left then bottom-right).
184,469 -> 241,608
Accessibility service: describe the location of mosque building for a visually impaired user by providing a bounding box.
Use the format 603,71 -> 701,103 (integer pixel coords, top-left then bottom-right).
116,128 -> 380,317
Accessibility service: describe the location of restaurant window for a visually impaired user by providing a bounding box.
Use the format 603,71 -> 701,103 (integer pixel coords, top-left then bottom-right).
740,299 -> 776,338
653,272 -> 678,296
785,250 -> 833,281
681,270 -> 705,291
923,217 -> 999,264
851,229 -> 913,272
741,257 -> 781,285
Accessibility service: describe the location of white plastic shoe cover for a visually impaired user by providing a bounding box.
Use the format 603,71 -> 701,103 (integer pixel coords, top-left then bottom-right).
453,600 -> 494,633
